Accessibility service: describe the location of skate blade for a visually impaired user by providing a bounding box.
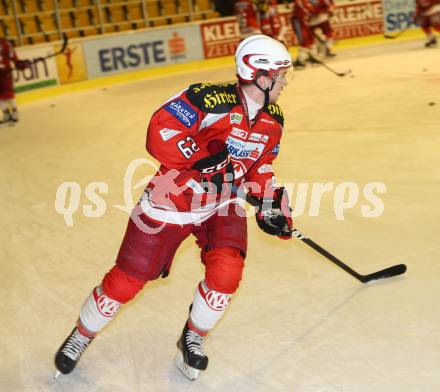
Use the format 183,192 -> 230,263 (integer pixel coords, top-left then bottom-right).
53,370 -> 62,379
175,352 -> 200,381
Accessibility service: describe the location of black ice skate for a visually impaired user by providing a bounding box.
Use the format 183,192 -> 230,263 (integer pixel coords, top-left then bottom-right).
325,49 -> 337,58
10,109 -> 19,123
175,322 -> 208,381
54,327 -> 94,378
307,55 -> 322,65
293,59 -> 307,70
0,110 -> 13,127
425,36 -> 437,48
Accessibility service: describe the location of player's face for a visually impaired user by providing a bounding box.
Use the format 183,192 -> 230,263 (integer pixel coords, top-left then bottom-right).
268,68 -> 291,103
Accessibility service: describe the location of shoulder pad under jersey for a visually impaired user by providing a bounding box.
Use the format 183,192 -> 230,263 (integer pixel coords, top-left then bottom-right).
264,104 -> 284,127
186,83 -> 239,114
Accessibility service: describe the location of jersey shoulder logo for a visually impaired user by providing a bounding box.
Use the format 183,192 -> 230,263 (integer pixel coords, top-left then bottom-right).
164,99 -> 198,128
186,82 -> 239,114
264,104 -> 284,127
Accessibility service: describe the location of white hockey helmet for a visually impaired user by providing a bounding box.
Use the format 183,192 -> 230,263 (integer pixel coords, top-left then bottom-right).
235,34 -> 292,83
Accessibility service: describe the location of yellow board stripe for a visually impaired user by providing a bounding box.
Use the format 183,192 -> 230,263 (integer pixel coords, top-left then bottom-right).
17,30 -> 425,105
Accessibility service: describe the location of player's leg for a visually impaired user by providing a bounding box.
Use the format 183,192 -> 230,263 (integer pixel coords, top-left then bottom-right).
175,204 -> 247,380
54,265 -> 146,376
0,73 -> 14,124
8,98 -> 19,122
319,21 -> 336,57
428,12 -> 440,46
0,100 -> 10,124
55,214 -> 192,376
292,19 -> 314,68
420,16 -> 437,47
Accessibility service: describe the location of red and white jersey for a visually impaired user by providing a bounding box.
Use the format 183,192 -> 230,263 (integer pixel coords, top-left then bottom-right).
292,0 -> 311,21
234,0 -> 261,37
307,0 -> 334,26
415,0 -> 440,16
259,0 -> 284,40
144,82 -> 285,225
0,38 -> 18,73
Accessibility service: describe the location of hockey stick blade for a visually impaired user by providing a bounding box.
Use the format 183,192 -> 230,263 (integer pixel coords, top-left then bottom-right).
383,30 -> 406,39
310,55 -> 352,78
359,263 -> 407,283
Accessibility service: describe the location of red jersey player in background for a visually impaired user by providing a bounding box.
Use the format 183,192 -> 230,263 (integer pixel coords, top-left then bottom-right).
291,0 -> 335,68
0,37 -> 28,125
307,0 -> 336,57
235,0 -> 261,37
54,34 -> 294,381
291,0 -> 316,67
414,0 -> 440,47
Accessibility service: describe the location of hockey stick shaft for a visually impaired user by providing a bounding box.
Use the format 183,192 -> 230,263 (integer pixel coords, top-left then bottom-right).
308,54 -> 351,77
28,34 -> 68,64
44,33 -> 68,59
235,187 -> 406,283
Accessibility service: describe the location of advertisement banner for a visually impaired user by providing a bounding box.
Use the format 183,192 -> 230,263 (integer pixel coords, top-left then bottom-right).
14,45 -> 59,93
55,41 -> 88,84
200,17 -> 240,59
83,25 -> 204,78
200,1 -> 385,59
382,0 -> 417,33
331,0 -> 384,39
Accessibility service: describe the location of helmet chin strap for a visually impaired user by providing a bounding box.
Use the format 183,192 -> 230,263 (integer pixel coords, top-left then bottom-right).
253,77 -> 276,106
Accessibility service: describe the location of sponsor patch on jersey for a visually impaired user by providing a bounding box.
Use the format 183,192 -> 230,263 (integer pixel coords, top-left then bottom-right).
261,118 -> 275,125
257,164 -> 273,174
164,99 -> 198,128
226,136 -> 265,161
248,132 -> 262,142
159,128 -> 182,141
231,160 -> 246,179
230,113 -> 243,124
272,143 -> 280,155
249,133 -> 269,143
231,127 -> 248,140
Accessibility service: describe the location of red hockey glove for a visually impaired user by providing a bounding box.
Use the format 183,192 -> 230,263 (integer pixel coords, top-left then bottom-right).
192,139 -> 234,193
255,187 -> 293,240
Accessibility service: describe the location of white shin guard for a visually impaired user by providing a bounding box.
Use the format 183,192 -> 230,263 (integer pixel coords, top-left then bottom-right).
189,281 -> 231,333
79,286 -> 121,334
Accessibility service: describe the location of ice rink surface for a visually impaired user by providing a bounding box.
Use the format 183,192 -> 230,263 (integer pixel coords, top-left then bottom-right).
1,39 -> 439,392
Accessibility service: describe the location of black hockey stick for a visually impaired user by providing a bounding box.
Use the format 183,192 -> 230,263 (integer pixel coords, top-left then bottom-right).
26,33 -> 68,65
235,187 -> 407,283
384,30 -> 406,39
309,54 -> 352,78
43,33 -> 69,60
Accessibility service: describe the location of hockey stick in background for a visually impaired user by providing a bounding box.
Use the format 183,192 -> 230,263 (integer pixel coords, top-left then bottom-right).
233,186 -> 407,283
384,30 -> 407,39
42,33 -> 69,60
308,54 -> 352,78
26,33 -> 69,65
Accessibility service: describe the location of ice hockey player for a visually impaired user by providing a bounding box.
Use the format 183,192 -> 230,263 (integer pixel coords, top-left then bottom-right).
54,34 -> 294,381
414,0 -> 440,47
235,0 -> 262,38
307,0 -> 336,57
291,0 -> 335,68
0,37 -> 29,125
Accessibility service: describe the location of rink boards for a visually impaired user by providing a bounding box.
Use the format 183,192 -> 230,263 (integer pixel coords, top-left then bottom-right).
13,0 -> 420,98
